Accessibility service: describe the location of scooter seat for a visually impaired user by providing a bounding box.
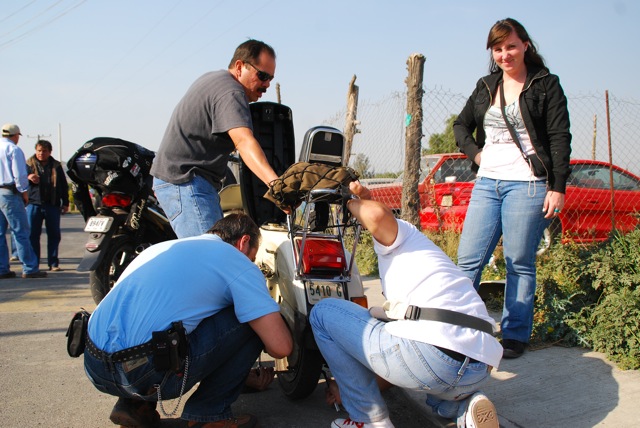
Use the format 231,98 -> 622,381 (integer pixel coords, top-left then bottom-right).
219,184 -> 243,212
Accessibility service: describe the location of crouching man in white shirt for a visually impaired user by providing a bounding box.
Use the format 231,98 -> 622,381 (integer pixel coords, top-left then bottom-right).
310,182 -> 502,428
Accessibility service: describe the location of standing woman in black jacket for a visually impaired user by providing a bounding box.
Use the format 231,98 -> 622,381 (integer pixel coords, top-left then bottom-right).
453,18 -> 572,358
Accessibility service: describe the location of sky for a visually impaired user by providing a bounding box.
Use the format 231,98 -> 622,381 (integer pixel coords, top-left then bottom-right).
1,0 -> 638,163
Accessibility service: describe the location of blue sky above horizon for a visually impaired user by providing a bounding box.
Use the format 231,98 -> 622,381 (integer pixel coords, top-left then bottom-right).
1,0 -> 637,161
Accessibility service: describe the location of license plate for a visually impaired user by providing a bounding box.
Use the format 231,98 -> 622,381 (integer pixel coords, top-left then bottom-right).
441,195 -> 453,207
84,216 -> 114,233
306,281 -> 345,304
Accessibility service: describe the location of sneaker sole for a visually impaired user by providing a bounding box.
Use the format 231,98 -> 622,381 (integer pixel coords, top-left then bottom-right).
469,396 -> 498,428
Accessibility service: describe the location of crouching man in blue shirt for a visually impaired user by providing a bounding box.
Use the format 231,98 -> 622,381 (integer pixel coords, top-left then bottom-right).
84,213 -> 292,428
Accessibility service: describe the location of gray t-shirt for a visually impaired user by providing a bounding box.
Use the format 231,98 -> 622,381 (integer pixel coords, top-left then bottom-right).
150,70 -> 253,187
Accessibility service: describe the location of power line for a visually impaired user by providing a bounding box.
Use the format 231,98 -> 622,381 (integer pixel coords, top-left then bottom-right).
0,0 -> 66,40
0,0 -> 86,51
27,133 -> 52,140
63,0 -> 188,114
0,0 -> 39,25
70,0 -> 275,121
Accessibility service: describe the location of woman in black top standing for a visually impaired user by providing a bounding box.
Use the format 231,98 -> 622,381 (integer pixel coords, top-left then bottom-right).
453,18 -> 572,358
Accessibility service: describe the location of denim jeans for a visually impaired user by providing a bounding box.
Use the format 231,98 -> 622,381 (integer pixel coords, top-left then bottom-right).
84,307 -> 264,422
0,190 -> 39,274
457,177 -> 550,343
153,176 -> 223,239
310,299 -> 491,423
10,234 -> 18,258
27,203 -> 62,267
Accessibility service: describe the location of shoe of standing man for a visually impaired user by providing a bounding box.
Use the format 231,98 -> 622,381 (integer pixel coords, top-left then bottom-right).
22,271 -> 47,278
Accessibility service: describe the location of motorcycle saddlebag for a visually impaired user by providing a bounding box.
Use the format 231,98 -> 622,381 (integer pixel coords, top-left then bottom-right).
67,137 -> 155,195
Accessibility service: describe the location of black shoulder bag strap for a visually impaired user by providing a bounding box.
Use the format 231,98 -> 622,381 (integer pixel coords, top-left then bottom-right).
499,80 -> 529,164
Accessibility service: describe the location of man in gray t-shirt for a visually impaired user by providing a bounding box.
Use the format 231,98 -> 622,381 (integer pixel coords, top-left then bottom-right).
151,39 -> 280,239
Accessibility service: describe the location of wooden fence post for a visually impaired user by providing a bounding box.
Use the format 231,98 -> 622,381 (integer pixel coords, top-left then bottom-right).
401,53 -> 425,228
344,75 -> 360,166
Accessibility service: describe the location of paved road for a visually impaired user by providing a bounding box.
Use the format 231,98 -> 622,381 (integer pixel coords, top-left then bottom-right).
0,214 -> 436,428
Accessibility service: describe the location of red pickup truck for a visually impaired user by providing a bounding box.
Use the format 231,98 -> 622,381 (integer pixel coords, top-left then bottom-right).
367,153 -> 476,231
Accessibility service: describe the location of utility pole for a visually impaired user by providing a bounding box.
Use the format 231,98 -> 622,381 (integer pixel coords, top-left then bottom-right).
58,123 -> 63,161
344,75 -> 360,167
401,53 -> 425,228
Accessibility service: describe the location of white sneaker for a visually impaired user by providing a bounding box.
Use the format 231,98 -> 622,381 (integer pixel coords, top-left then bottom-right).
331,417 -> 395,428
464,393 -> 498,428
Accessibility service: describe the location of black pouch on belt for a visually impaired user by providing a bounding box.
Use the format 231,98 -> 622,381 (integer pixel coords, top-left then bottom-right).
66,308 -> 91,358
152,321 -> 188,373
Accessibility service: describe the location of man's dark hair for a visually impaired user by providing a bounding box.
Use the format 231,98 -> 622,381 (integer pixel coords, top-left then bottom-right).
207,212 -> 261,249
228,39 -> 276,68
36,139 -> 53,151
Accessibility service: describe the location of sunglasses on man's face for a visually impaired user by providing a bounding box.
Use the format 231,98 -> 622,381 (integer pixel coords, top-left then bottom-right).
246,62 -> 274,82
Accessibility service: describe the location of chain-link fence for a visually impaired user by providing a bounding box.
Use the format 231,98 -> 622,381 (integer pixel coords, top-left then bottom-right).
323,86 -> 640,242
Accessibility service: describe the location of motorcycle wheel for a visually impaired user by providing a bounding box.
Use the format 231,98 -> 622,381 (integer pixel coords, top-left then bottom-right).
90,235 -> 137,304
276,339 -> 323,400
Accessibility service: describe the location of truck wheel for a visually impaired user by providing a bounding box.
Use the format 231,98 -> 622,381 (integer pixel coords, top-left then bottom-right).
276,339 -> 323,400
537,218 -> 562,256
90,235 -> 136,304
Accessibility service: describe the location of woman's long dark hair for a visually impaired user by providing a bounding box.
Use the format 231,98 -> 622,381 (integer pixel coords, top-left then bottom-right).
486,18 -> 547,73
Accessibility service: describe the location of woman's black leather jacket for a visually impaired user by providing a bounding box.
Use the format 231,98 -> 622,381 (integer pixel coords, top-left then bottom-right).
453,66 -> 572,193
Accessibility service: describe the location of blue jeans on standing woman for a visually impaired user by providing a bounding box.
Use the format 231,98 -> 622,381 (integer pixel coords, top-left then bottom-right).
27,203 -> 62,268
457,177 -> 550,343
84,307 -> 263,423
0,189 -> 40,274
152,176 -> 223,239
310,299 -> 492,423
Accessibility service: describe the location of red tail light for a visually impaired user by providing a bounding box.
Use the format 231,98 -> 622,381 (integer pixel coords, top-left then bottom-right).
102,193 -> 133,208
296,238 -> 346,275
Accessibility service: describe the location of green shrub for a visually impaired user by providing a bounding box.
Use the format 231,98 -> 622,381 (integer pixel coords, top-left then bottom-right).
530,277 -> 590,346
348,230 -> 378,277
533,230 -> 640,369
584,287 -> 640,370
589,230 -> 640,292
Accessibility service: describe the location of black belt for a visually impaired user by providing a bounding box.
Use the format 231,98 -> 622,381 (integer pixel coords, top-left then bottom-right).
404,306 -> 495,336
86,335 -> 155,363
435,346 -> 479,364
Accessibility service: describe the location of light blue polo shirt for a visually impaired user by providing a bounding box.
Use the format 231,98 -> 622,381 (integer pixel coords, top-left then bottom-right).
88,234 -> 278,353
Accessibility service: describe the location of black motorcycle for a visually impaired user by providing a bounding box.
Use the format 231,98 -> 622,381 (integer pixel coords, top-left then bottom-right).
67,137 -> 177,304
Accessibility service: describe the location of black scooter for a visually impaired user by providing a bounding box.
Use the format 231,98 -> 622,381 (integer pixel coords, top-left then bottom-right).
67,138 -> 176,304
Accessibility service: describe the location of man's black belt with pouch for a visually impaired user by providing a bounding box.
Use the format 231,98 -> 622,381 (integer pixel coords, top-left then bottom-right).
66,309 -> 188,374
151,321 -> 189,373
